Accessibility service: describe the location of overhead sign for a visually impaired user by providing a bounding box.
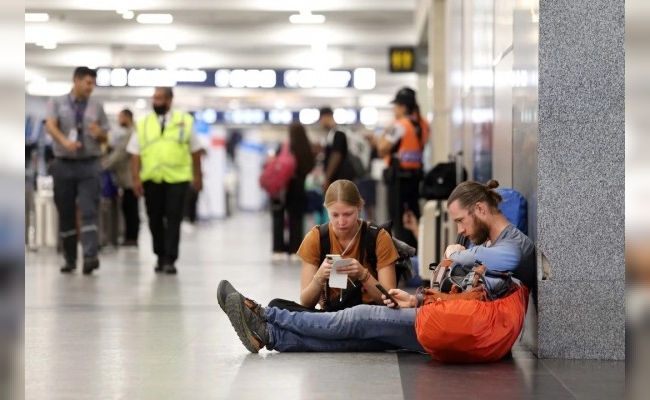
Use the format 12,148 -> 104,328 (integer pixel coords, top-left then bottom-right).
389,47 -> 415,73
96,67 -> 375,90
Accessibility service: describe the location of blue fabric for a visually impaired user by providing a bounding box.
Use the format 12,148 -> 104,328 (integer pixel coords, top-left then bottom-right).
265,304 -> 424,352
101,170 -> 119,198
496,188 -> 528,235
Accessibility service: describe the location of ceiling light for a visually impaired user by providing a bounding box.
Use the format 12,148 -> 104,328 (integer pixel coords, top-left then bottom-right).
289,12 -> 325,24
135,99 -> 147,109
122,11 -> 134,20
41,42 -> 57,50
289,14 -> 325,24
159,42 -> 177,51
25,13 -> 49,22
136,13 -> 173,24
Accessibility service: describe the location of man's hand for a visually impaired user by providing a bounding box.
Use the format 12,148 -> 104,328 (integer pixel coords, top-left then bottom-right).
191,176 -> 203,192
384,288 -> 416,309
62,138 -> 82,152
444,244 -> 466,258
88,121 -> 106,142
133,179 -> 144,198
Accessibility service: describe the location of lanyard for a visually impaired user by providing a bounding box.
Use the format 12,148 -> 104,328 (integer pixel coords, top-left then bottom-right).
68,94 -> 87,133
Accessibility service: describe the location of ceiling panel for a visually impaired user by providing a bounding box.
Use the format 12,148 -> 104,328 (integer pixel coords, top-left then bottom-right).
25,0 -> 421,110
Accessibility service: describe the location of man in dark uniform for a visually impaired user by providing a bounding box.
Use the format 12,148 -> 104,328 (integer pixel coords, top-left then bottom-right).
45,66 -> 110,274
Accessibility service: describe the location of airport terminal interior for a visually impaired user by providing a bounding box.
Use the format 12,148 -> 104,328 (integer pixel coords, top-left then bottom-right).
25,1 -> 626,399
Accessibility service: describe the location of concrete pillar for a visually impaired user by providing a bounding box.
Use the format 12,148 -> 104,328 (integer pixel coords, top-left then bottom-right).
537,0 -> 625,360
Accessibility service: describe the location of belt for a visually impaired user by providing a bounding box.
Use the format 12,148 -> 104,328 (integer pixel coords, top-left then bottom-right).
57,157 -> 99,163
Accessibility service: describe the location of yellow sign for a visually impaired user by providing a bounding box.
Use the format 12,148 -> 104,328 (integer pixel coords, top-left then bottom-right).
389,47 -> 415,73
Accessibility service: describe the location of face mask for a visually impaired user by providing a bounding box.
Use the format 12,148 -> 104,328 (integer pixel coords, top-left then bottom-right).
153,104 -> 167,115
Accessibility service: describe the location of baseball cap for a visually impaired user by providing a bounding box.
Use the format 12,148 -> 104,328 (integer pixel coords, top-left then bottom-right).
390,87 -> 416,107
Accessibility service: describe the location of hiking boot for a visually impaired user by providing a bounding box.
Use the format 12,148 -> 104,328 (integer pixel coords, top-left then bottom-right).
82,258 -> 100,275
224,292 -> 270,353
60,263 -> 76,273
217,280 -> 265,319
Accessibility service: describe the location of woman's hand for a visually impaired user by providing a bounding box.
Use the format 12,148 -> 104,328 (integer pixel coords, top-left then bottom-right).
317,258 -> 334,280
331,258 -> 366,280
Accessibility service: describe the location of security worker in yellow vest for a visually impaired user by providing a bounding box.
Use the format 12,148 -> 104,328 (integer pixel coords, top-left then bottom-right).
127,87 -> 204,274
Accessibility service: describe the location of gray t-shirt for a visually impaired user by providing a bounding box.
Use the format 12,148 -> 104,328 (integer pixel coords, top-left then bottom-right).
449,224 -> 536,292
45,93 -> 110,158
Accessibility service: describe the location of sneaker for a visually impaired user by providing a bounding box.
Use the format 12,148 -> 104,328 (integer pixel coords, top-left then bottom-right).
217,280 -> 265,319
82,258 -> 99,275
224,292 -> 270,353
288,254 -> 302,264
271,252 -> 286,264
60,263 -> 76,273
163,264 -> 177,275
154,259 -> 164,273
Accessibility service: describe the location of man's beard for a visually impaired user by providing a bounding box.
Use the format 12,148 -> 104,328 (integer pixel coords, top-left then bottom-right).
469,214 -> 490,245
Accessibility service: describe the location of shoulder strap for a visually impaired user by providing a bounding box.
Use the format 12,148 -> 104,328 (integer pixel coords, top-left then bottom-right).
364,221 -> 380,272
318,223 -> 330,265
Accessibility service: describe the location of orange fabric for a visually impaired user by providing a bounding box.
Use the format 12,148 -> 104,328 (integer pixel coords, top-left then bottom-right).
415,284 -> 529,363
384,115 -> 429,170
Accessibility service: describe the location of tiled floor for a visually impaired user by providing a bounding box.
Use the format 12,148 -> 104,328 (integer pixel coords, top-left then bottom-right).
25,211 -> 624,399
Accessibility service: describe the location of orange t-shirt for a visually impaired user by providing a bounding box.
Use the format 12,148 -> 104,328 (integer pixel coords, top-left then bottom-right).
296,221 -> 399,305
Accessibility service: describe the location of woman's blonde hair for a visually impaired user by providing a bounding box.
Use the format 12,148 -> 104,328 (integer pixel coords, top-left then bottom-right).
323,179 -> 365,209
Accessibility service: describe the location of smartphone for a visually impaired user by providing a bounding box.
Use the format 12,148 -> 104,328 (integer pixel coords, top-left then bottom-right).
375,284 -> 400,309
326,254 -> 341,262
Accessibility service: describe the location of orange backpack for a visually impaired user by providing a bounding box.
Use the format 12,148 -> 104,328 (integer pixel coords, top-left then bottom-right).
415,259 -> 529,363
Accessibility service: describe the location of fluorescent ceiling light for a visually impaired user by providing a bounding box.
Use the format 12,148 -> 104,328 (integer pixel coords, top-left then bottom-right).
122,11 -> 134,20
289,14 -> 325,24
160,42 -> 177,51
25,13 -> 49,22
136,14 -> 173,24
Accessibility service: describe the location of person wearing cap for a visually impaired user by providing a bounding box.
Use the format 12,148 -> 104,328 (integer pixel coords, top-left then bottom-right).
376,87 -> 429,249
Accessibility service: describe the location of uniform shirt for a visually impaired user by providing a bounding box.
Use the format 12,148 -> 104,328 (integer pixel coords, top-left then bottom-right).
125,111 -> 203,155
46,93 -> 110,158
297,221 -> 399,305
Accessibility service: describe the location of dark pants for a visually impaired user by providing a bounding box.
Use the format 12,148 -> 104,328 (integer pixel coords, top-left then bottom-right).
388,173 -> 421,249
271,198 -> 304,254
184,186 -> 199,223
121,188 -> 140,242
51,158 -> 101,264
143,181 -> 189,265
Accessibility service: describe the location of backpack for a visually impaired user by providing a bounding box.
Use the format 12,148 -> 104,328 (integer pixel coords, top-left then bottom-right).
496,188 -> 528,235
259,142 -> 297,197
427,258 -> 515,301
318,220 -> 415,289
343,130 -> 371,180
421,162 -> 468,200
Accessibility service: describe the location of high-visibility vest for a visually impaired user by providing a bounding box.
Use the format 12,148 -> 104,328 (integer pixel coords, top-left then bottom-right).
385,116 -> 429,170
137,111 -> 194,183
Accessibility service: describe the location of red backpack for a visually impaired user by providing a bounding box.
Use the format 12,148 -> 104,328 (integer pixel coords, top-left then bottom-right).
259,142 -> 297,197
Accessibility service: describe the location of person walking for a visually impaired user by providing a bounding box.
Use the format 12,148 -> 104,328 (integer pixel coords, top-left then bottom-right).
127,87 -> 204,274
103,109 -> 140,247
45,66 -> 110,274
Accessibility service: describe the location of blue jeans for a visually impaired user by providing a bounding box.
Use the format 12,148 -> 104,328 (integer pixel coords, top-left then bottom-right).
265,304 -> 425,353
